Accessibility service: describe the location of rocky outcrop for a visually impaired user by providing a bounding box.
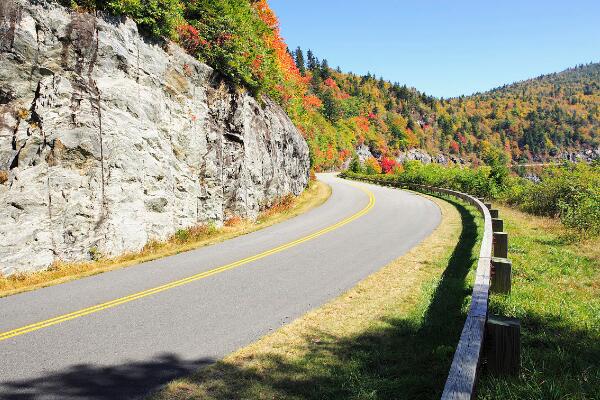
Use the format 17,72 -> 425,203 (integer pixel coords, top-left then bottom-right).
395,148 -> 465,165
559,148 -> 600,163
0,0 -> 309,274
355,144 -> 374,162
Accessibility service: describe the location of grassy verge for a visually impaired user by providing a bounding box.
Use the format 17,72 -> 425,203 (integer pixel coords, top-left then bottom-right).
478,206 -> 600,400
0,181 -> 331,298
150,194 -> 483,399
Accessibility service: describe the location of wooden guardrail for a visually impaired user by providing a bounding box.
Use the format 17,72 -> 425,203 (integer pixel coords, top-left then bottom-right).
343,174 -> 519,400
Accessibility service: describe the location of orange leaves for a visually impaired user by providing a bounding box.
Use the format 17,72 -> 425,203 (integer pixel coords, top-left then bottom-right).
449,140 -> 460,154
254,0 -> 278,29
303,95 -> 323,110
354,116 -> 371,133
338,148 -> 351,163
322,76 -> 350,100
364,157 -> 382,174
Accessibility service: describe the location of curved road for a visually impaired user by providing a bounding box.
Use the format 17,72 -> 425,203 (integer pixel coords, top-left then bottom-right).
0,174 -> 441,399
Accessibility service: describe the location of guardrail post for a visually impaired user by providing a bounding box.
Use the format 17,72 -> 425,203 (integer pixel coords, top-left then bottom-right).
492,218 -> 504,232
491,257 -> 512,294
485,315 -> 521,376
493,232 -> 508,258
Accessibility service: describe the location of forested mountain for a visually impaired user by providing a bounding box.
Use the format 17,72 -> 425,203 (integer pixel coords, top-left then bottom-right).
292,54 -> 600,168
57,0 -> 599,170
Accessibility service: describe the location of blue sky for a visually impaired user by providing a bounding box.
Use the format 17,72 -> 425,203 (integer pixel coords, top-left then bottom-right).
269,0 -> 600,98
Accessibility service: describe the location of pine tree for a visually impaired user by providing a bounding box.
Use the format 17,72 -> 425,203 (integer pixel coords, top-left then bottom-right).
306,49 -> 317,71
294,47 -> 305,75
321,58 -> 330,79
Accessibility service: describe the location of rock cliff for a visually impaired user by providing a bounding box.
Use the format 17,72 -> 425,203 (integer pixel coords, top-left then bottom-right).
0,0 -> 310,274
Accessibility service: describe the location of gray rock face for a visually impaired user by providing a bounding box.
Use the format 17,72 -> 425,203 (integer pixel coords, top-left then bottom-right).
395,148 -> 465,166
0,0 -> 309,274
396,148 -> 433,164
355,144 -> 373,162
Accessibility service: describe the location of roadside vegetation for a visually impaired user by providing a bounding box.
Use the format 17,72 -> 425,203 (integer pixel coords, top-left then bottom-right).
0,181 -> 331,298
477,206 -> 600,400
150,194 -> 482,400
343,159 -> 600,235
342,171 -> 600,399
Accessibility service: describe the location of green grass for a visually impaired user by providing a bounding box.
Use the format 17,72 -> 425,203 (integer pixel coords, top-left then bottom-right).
477,206 -> 600,400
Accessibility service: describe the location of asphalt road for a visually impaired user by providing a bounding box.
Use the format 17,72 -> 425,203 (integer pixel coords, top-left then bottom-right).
0,173 -> 441,400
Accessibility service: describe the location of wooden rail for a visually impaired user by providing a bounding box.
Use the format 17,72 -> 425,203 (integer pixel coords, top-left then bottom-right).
344,175 -> 497,399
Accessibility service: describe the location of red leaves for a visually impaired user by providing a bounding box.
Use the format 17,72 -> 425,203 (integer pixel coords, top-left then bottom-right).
324,77 -> 338,89
251,54 -> 265,79
176,24 -> 207,54
380,157 -> 398,174
449,140 -> 460,154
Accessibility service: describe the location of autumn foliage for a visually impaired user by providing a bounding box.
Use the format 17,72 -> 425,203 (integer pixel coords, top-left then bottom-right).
62,1 -> 600,171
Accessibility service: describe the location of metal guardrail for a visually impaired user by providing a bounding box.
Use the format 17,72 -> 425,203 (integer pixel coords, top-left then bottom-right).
344,175 -> 500,400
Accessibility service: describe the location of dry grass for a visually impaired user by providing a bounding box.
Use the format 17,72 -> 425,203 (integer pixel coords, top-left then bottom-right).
0,170 -> 8,185
0,181 -> 331,298
150,194 -> 472,400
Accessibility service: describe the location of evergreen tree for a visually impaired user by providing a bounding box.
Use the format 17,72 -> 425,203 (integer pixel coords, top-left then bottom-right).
306,49 -> 317,71
321,59 -> 330,79
294,47 -> 305,75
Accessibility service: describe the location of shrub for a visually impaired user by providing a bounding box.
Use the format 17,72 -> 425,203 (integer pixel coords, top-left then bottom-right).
344,161 -> 600,235
560,192 -> 600,234
364,157 -> 382,175
224,216 -> 243,227
348,156 -> 363,173
174,229 -> 190,243
61,0 -> 183,38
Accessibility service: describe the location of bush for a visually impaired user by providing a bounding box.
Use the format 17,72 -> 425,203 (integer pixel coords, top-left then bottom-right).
364,157 -> 382,175
344,161 -> 600,235
61,0 -> 183,38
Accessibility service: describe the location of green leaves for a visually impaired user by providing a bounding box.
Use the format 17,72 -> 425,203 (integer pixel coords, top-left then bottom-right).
106,0 -> 183,38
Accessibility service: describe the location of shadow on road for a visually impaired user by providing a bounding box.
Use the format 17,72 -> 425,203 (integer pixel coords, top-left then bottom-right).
0,354 -> 213,400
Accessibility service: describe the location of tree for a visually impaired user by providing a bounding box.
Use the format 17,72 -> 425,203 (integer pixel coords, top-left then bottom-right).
321,58 -> 330,79
294,47 -> 305,75
322,90 -> 341,121
306,49 -> 317,70
349,156 -> 362,173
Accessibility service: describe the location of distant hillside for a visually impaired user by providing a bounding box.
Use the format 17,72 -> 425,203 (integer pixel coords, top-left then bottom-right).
292,55 -> 600,168
446,63 -> 600,162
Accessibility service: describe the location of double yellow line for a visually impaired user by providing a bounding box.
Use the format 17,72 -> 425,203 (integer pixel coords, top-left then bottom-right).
0,183 -> 375,343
